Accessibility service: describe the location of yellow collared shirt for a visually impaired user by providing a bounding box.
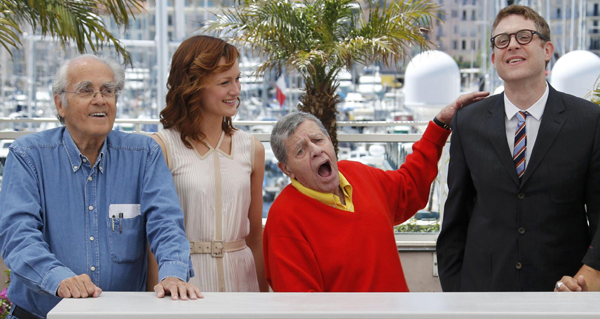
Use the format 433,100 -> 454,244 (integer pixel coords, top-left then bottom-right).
290,172 -> 354,212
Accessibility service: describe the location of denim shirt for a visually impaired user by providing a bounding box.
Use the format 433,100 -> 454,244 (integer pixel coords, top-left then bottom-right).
0,127 -> 193,318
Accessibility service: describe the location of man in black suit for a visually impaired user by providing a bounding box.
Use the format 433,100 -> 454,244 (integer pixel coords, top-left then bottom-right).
437,4 -> 600,292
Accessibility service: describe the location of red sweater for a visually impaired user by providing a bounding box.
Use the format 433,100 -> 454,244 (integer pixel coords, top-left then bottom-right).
263,122 -> 450,292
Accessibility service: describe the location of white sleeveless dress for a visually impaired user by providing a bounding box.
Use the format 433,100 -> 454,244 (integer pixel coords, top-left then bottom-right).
156,128 -> 259,292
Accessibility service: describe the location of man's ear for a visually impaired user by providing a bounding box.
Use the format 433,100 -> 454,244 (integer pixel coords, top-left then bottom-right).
277,162 -> 294,179
55,94 -> 66,118
544,41 -> 555,62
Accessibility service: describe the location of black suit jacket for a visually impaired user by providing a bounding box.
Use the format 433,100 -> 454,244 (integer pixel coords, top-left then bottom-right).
437,85 -> 600,291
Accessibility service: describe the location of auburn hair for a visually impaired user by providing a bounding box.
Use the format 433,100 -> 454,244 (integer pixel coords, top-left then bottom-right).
160,35 -> 239,149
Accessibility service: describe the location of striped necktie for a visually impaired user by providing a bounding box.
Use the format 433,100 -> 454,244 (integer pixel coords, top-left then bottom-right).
513,111 -> 528,181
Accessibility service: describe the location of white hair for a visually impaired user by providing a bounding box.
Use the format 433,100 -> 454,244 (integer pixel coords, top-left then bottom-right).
52,54 -> 125,124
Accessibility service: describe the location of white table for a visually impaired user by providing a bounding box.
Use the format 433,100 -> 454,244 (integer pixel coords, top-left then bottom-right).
48,291 -> 600,318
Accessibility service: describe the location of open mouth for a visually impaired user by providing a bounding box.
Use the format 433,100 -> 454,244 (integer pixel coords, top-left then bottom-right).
89,112 -> 107,118
507,58 -> 524,64
317,161 -> 333,178
223,99 -> 236,104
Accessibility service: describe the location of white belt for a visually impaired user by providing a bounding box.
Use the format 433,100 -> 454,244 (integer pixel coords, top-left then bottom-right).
189,239 -> 247,257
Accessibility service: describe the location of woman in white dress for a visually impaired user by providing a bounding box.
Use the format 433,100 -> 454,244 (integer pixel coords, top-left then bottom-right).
147,35 -> 268,292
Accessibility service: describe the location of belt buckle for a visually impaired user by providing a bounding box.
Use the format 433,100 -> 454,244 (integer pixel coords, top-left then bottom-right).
211,241 -> 224,258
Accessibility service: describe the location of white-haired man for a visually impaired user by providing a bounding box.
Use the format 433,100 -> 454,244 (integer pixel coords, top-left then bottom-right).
0,54 -> 201,319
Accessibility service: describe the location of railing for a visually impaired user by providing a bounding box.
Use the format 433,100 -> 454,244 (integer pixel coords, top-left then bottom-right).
0,118 -> 431,142
0,118 -> 443,245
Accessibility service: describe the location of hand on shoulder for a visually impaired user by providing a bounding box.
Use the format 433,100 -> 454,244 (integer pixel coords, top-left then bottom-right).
436,91 -> 490,125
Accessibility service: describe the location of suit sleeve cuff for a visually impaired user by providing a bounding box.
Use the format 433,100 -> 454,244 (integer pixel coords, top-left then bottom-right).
41,266 -> 77,296
424,121 -> 452,146
158,261 -> 191,283
583,246 -> 600,271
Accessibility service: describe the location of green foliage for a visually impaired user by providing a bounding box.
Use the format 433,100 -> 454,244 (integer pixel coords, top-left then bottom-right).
395,219 -> 440,233
205,0 -> 441,154
208,0 -> 440,78
0,0 -> 144,64
588,74 -> 600,105
0,270 -> 10,319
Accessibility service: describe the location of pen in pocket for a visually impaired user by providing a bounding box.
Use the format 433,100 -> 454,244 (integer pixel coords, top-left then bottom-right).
118,213 -> 123,233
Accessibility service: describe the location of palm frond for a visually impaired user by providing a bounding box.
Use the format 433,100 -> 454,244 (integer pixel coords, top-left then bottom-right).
0,1 -> 22,56
0,18 -> 21,56
351,0 -> 441,67
205,0 -> 442,154
0,0 -> 144,65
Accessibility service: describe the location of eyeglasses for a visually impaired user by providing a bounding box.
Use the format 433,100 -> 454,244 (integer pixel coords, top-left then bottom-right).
490,29 -> 549,49
63,87 -> 117,99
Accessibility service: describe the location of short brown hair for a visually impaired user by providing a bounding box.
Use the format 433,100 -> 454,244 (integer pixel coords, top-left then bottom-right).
492,5 -> 551,46
160,35 -> 239,149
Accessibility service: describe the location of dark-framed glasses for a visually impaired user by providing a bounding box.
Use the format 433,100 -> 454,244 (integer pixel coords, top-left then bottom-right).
63,87 -> 117,99
490,29 -> 549,49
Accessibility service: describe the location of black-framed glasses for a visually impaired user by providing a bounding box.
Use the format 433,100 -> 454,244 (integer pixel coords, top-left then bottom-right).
63,87 -> 117,99
490,29 -> 549,49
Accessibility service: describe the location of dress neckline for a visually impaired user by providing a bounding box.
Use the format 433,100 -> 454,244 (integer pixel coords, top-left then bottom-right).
188,131 -> 234,160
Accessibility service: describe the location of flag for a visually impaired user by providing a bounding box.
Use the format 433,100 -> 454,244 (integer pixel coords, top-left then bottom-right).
276,75 -> 287,107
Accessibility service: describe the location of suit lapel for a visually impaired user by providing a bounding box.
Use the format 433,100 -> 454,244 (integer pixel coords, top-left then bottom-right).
486,93 -> 521,186
521,86 -> 566,186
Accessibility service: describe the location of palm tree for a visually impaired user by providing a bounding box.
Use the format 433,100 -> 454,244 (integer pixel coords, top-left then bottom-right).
205,0 -> 441,154
0,0 -> 143,64
589,74 -> 600,105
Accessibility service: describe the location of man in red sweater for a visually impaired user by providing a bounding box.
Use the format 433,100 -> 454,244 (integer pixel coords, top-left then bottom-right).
263,91 -> 488,292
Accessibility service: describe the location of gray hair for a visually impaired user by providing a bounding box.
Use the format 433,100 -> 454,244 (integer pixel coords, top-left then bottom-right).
52,54 -> 125,124
270,112 -> 329,164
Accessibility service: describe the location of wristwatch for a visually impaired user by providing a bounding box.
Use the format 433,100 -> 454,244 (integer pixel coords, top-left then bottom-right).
433,117 -> 451,130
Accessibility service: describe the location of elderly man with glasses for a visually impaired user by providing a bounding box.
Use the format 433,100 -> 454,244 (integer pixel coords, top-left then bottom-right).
436,4 -> 600,292
262,87 -> 489,292
0,54 -> 202,319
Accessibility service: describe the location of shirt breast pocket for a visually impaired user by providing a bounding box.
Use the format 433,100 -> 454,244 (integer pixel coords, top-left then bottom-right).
107,214 -> 145,263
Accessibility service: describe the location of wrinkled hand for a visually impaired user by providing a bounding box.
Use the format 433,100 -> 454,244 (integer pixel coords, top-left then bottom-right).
154,277 -> 203,300
57,274 -> 102,298
436,91 -> 490,125
555,275 -> 588,292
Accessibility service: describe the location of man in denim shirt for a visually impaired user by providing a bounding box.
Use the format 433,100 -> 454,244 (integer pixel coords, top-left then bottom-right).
0,54 -> 202,319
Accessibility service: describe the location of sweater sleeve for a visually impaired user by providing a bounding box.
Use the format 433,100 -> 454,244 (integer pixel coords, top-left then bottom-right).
380,122 -> 450,225
264,235 -> 324,292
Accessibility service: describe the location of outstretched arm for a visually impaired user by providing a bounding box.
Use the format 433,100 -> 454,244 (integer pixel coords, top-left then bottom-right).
380,91 -> 489,225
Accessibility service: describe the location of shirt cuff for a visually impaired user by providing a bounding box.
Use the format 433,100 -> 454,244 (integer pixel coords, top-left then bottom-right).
424,121 -> 452,146
158,261 -> 191,283
41,266 -> 77,296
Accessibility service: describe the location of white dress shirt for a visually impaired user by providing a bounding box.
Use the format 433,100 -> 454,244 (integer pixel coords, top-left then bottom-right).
504,82 -> 549,169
